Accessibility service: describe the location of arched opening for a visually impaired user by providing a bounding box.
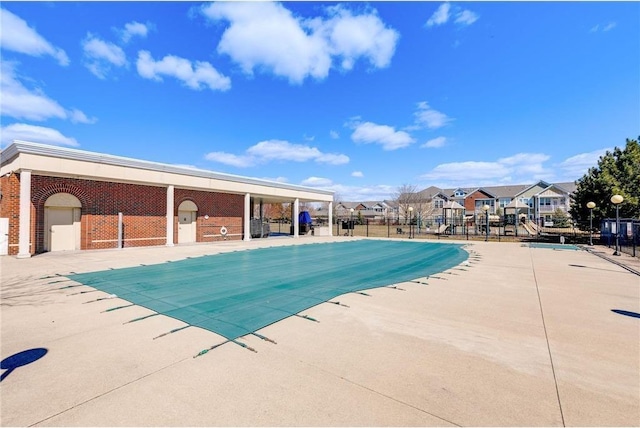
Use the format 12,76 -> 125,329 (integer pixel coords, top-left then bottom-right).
177,200 -> 198,243
45,193 -> 82,251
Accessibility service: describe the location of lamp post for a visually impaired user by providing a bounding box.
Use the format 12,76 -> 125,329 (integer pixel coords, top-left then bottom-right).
586,201 -> 596,246
482,204 -> 490,242
408,207 -> 413,238
611,195 -> 623,255
349,208 -> 354,237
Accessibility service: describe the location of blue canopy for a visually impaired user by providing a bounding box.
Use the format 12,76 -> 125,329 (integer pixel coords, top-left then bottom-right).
298,211 -> 312,224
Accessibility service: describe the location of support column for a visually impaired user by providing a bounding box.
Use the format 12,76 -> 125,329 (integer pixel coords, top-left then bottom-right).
293,198 -> 299,238
17,170 -> 32,258
328,202 -> 333,236
166,185 -> 174,246
244,193 -> 251,241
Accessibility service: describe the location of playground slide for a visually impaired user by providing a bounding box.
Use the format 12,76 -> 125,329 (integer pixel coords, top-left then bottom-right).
437,224 -> 450,234
523,222 -> 535,236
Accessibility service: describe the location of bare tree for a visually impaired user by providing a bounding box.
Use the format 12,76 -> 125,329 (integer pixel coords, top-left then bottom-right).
332,192 -> 343,224
264,203 -> 290,221
393,184 -> 418,224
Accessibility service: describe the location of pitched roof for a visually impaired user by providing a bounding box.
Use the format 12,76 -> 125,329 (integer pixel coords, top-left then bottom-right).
482,184 -> 529,198
553,181 -> 577,194
416,186 -> 443,199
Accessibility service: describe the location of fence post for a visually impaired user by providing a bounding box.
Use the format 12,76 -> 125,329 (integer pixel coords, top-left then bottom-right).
366,219 -> 369,237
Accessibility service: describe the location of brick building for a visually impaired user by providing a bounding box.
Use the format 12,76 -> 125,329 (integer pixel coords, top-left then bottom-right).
0,141 -> 334,257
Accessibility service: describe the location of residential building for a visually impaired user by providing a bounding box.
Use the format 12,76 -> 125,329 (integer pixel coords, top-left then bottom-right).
341,180 -> 577,228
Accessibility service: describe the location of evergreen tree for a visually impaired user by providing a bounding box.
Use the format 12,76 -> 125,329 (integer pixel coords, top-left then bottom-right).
570,138 -> 640,228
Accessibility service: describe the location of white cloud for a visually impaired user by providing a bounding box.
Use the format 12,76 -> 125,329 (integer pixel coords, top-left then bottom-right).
69,108 -> 98,124
422,161 -> 511,182
321,5 -> 399,71
329,130 -> 339,139
591,22 -> 617,33
1,123 -> 78,147
316,153 -> 350,164
420,152 -> 553,186
0,8 -> 69,66
351,171 -> 364,178
137,51 -> 231,91
351,121 -> 415,150
301,176 -> 333,187
426,3 -> 451,27
201,2 -> 398,84
120,21 -> 150,43
1,62 -> 94,123
204,151 -> 254,168
205,139 -> 349,168
82,34 -> 127,79
421,136 -> 447,148
455,10 -> 479,26
331,183 -> 397,201
414,101 -> 452,129
426,3 -> 478,29
557,148 -> 610,178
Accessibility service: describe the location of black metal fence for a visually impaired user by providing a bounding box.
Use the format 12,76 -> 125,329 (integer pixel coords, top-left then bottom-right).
600,218 -> 639,258
269,217 -> 639,258
332,215 -> 593,242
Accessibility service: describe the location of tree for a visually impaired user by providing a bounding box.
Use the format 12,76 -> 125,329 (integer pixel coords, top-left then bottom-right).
552,208 -> 570,228
264,203 -> 290,221
393,184 -> 418,224
570,138 -> 640,229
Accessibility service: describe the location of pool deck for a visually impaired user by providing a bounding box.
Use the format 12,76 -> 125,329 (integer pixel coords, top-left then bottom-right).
1,237 -> 639,427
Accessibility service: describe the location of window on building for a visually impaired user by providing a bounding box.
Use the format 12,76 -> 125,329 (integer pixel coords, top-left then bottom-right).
475,199 -> 495,211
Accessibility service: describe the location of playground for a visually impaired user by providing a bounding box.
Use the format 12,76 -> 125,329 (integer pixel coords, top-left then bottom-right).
1,236 -> 638,426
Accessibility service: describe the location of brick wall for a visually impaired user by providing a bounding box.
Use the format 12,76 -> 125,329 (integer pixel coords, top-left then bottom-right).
0,174 -> 245,255
0,173 -> 21,255
174,189 -> 244,243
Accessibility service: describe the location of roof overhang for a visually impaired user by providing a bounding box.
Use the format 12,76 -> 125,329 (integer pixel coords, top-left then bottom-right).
0,141 -> 333,203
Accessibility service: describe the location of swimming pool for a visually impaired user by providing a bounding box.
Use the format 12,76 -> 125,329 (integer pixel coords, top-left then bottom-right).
68,240 -> 468,341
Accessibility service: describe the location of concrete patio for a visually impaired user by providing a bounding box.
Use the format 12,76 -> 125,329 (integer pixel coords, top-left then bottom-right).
1,237 -> 638,426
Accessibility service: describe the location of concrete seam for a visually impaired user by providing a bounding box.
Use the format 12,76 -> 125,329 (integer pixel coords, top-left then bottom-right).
529,248 -> 566,427
300,360 -> 462,427
28,356 -> 192,427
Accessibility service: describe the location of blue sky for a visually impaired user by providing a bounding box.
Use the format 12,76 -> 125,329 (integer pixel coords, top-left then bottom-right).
1,1 -> 638,201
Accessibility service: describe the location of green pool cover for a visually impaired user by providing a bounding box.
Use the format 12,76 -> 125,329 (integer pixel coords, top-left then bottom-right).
68,240 -> 468,341
528,243 -> 580,251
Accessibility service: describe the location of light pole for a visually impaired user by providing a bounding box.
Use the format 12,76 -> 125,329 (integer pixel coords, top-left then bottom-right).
586,201 -> 596,246
349,208 -> 354,237
611,195 -> 623,255
408,207 -> 413,238
482,204 -> 490,242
